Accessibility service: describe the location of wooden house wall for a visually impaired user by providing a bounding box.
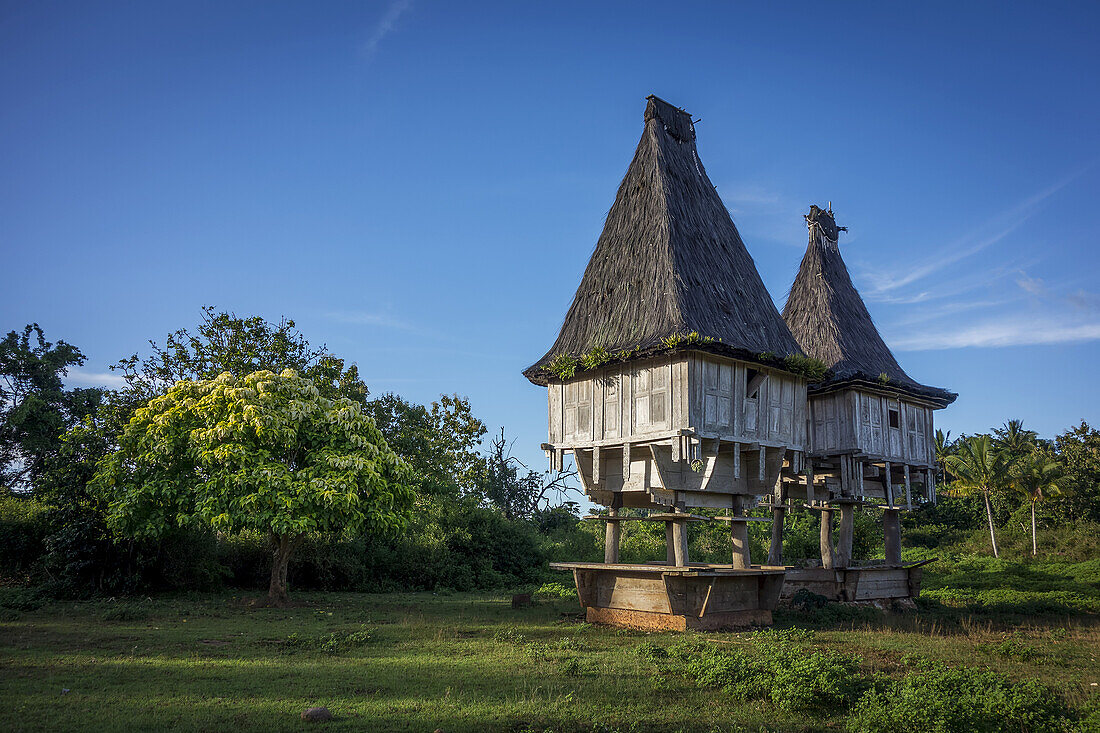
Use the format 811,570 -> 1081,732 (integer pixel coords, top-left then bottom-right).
547,353 -> 806,451
548,355 -> 686,445
808,390 -> 934,467
687,354 -> 806,450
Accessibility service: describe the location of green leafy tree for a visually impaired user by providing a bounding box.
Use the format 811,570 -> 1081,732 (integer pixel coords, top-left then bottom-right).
94,369 -> 413,604
945,435 -> 1012,558
1009,452 -> 1067,556
1053,421 -> 1100,523
1,324 -> 103,491
112,305 -> 368,406
364,393 -> 487,501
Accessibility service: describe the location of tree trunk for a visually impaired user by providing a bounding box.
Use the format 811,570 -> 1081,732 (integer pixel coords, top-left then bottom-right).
982,491 -> 999,558
1031,500 -> 1038,557
268,533 -> 296,605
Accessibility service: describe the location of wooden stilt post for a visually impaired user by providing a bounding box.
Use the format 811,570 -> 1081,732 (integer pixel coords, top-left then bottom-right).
904,464 -> 912,509
884,508 -> 902,566
768,505 -> 786,566
836,504 -> 855,567
730,495 -> 751,569
883,461 -> 894,506
604,507 -> 620,564
805,462 -> 815,504
666,512 -> 689,567
820,507 -> 837,570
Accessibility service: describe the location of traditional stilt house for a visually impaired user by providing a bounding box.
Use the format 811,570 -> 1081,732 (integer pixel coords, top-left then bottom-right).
779,205 -> 956,600
525,96 -> 811,629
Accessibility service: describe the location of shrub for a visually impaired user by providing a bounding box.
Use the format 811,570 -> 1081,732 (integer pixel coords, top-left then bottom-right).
846,662 -> 1071,733
533,582 -> 576,599
0,496 -> 48,581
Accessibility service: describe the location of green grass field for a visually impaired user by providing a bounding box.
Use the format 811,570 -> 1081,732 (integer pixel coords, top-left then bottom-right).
2,558 -> 1099,732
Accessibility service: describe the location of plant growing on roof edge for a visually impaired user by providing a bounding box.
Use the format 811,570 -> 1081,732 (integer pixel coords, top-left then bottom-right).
877,373 -> 890,385
664,332 -> 717,348
581,346 -> 612,371
781,354 -> 828,382
93,369 -> 414,605
545,353 -> 580,380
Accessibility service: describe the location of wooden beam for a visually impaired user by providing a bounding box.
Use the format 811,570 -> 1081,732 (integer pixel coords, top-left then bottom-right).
592,445 -> 600,485
758,446 -> 767,482
904,464 -> 912,509
622,442 -> 631,481
733,442 -> 741,479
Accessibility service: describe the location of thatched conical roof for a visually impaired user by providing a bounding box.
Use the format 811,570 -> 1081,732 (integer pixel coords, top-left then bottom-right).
524,96 -> 803,385
782,205 -> 956,407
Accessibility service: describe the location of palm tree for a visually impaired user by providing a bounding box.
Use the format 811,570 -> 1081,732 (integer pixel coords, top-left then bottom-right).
934,429 -> 954,484
945,435 -> 1012,558
1010,454 -> 1067,556
994,419 -> 1038,465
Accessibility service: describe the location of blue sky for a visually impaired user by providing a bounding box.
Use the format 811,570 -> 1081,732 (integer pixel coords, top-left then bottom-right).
2,1 -> 1099,478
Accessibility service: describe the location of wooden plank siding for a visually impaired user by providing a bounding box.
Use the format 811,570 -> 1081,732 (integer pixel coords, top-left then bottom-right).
806,390 -> 935,468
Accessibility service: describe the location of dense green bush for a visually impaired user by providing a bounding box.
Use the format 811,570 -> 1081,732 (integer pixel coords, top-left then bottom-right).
0,496 -> 48,581
846,662 -> 1071,732
213,498 -> 547,593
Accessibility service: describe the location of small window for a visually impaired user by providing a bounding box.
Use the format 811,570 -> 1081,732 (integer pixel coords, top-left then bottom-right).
745,369 -> 766,400
888,407 -> 900,429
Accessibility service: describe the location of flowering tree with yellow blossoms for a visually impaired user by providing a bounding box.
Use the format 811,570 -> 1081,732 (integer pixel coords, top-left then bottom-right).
94,369 -> 413,604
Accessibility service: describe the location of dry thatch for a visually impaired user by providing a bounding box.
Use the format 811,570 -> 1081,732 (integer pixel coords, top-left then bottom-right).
782,205 -> 956,407
524,96 -> 802,385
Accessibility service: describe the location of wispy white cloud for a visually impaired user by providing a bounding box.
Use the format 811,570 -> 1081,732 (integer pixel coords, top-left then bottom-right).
66,369 -> 126,389
887,297 -> 1014,328
325,310 -> 416,331
891,317 -> 1100,351
362,0 -> 413,57
1016,271 -> 1047,296
860,170 -> 1086,303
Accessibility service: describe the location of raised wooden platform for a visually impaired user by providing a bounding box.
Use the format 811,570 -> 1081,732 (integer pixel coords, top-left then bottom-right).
551,562 -> 786,631
779,561 -> 931,603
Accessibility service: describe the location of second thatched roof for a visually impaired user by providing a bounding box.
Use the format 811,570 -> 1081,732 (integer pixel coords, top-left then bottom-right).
524,96 -> 803,385
782,205 -> 956,407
